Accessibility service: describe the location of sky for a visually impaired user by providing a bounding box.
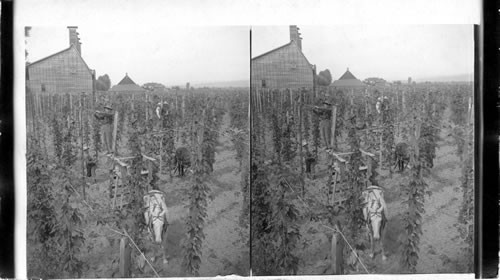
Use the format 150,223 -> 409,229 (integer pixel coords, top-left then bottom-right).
25,25 -> 474,87
252,25 -> 474,82
26,26 -> 250,87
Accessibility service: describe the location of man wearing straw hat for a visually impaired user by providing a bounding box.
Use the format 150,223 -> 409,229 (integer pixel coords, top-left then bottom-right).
94,105 -> 114,155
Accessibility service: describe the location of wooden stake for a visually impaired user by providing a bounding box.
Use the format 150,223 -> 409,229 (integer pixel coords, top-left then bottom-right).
35,93 -> 41,140
112,111 -> 119,155
331,105 -> 337,148
182,92 -> 185,120
255,91 -> 263,113
119,237 -> 131,277
350,95 -> 354,115
145,93 -> 149,121
379,132 -> 383,168
79,94 -> 86,199
396,91 -> 399,137
366,156 -> 372,188
331,168 -> 338,206
402,90 -> 406,112
468,96 -> 472,125
298,97 -> 304,196
159,98 -> 164,175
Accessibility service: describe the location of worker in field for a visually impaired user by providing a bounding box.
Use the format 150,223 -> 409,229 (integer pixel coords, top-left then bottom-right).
302,141 -> 316,179
313,99 -> 333,149
94,105 -> 114,155
155,101 -> 170,130
156,101 -> 169,119
83,146 -> 96,182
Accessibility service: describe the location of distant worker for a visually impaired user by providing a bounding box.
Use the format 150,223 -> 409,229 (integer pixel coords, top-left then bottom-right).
155,101 -> 169,119
313,100 -> 333,149
83,146 -> 96,182
302,141 -> 316,178
376,96 -> 389,115
94,105 -> 114,155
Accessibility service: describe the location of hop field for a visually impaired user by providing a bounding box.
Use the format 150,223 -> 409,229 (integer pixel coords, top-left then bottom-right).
250,82 -> 474,275
26,88 -> 249,278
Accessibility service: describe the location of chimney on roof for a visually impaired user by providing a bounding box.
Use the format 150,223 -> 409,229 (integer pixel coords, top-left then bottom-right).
67,26 -> 81,55
290,25 -> 302,51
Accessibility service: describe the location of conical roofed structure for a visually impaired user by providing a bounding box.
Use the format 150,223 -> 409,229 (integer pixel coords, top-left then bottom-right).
109,73 -> 145,93
332,68 -> 365,88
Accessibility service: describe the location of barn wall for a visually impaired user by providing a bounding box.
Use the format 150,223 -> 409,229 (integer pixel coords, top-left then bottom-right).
251,43 -> 314,90
27,47 -> 93,94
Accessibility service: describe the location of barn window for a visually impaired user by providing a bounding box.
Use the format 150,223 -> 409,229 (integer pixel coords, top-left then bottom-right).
261,79 -> 267,88
41,84 -> 46,92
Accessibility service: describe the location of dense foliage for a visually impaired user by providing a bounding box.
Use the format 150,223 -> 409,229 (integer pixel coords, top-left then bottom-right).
252,82 -> 473,274
27,88 -> 249,277
251,91 -> 302,275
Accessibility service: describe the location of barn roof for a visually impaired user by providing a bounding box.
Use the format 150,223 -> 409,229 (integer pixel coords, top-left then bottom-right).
332,68 -> 365,87
117,73 -> 137,85
252,41 -> 314,70
26,45 -> 93,76
252,42 -> 292,60
338,69 -> 358,80
110,73 -> 145,92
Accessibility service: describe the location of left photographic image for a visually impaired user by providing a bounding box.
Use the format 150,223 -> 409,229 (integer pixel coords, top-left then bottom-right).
25,26 -> 249,278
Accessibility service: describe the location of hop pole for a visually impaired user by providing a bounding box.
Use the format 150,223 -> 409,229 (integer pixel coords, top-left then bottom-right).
79,93 -> 86,199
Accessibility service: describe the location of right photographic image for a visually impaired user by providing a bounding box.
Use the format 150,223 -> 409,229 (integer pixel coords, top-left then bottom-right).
250,25 -> 474,275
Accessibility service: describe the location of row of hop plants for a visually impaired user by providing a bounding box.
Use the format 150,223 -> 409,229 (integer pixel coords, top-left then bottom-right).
251,89 -> 302,275
182,95 -> 227,276
27,104 -> 87,278
448,83 -> 474,271
398,85 -> 452,272
228,91 -> 250,230
399,90 -> 430,273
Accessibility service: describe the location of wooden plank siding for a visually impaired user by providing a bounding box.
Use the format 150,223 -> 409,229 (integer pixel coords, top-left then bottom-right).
27,46 -> 93,94
251,42 -> 314,90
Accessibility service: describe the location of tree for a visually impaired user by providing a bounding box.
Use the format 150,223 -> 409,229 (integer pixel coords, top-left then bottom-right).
142,82 -> 167,91
96,74 -> 111,91
315,69 -> 332,86
363,77 -> 386,86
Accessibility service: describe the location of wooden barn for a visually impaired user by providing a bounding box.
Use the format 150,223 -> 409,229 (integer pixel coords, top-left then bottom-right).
331,68 -> 366,89
26,26 -> 95,94
251,26 -> 315,90
109,73 -> 145,94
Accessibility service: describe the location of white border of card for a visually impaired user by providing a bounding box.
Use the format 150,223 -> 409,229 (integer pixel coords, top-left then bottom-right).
15,0 -> 479,279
